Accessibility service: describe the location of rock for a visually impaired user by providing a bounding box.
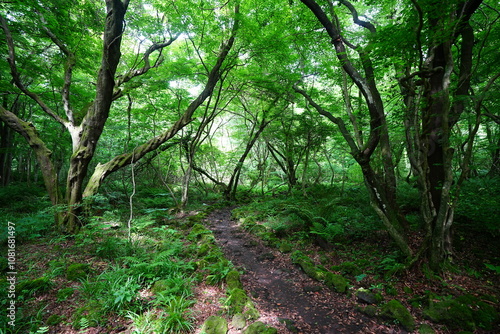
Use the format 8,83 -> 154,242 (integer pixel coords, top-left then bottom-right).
279,242 -> 293,253
201,315 -> 228,334
324,272 -> 348,293
423,298 -> 474,331
244,300 -> 260,320
356,288 -> 379,304
418,323 -> 436,334
226,270 -> 243,290
227,288 -> 248,315
232,313 -> 246,329
358,305 -> 378,317
380,299 -> 415,332
243,321 -> 278,334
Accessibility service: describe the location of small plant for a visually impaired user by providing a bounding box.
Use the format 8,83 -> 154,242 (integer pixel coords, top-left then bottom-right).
206,260 -> 233,285
159,296 -> 196,333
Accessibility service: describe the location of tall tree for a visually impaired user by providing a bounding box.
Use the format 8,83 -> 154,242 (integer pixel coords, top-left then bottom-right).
295,0 -> 494,270
1,0 -> 240,233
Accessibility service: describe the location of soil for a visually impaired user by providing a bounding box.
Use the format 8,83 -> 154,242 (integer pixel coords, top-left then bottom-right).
205,207 -> 407,334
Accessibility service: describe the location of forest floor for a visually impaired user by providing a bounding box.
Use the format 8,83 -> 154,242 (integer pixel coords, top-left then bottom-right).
5,204 -> 499,334
204,207 -> 404,334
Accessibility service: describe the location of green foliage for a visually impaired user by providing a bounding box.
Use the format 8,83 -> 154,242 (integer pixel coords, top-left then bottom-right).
206,260 -> 234,285
456,176 -> 500,235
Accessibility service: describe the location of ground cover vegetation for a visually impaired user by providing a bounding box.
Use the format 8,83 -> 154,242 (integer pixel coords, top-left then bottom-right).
1,0 -> 499,333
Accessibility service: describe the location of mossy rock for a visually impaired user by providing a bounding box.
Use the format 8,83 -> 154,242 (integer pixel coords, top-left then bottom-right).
16,277 -> 52,296
46,314 -> 63,326
226,270 -> 243,290
232,313 -> 246,330
358,305 -> 378,317
324,272 -> 348,293
278,242 -> 293,253
380,299 -> 415,332
197,242 -> 212,257
244,300 -> 260,320
66,263 -> 91,281
151,279 -> 170,295
424,294 -> 499,331
291,251 -> 325,281
201,315 -> 228,334
423,298 -> 475,331
243,321 -> 278,334
227,288 -> 248,315
356,288 -> 383,304
188,223 -> 210,240
418,323 -> 436,334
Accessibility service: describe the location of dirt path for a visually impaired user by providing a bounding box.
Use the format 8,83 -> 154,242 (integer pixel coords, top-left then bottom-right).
205,207 -> 400,334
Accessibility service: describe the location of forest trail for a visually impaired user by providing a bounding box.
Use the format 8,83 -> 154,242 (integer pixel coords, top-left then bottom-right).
204,207 -> 400,334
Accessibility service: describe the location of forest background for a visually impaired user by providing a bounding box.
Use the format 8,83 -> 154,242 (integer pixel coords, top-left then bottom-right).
0,0 -> 499,333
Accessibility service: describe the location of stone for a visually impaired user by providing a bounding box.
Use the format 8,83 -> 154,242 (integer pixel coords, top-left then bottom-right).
232,313 -> 246,330
201,315 -> 228,334
380,299 -> 415,332
418,323 -> 436,334
226,270 -> 243,290
356,288 -> 378,304
358,305 -> 378,317
324,272 -> 348,293
243,321 -> 278,334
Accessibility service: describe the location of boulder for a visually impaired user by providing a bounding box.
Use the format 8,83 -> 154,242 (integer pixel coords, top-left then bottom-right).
201,315 -> 228,334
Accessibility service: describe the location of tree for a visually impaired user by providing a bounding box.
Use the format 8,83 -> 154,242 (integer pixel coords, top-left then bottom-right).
294,0 -> 496,271
1,0 -> 240,233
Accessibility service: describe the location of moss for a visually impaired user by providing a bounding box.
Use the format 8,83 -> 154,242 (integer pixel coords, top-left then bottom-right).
243,321 -> 278,334
201,315 -> 228,334
474,301 -> 499,330
226,270 -> 243,290
278,242 -> 293,253
418,324 -> 436,334
244,299 -> 260,320
227,288 -> 248,315
291,251 -> 325,281
72,301 -> 105,329
332,261 -> 362,276
66,263 -> 91,281
380,299 -> 415,332
357,305 -> 378,317
16,277 -> 52,296
197,242 -> 211,257
188,223 -> 210,241
324,272 -> 348,293
151,279 -> 169,295
423,298 -> 475,331
46,314 -> 63,326
0,256 -> 8,272
232,313 -> 246,330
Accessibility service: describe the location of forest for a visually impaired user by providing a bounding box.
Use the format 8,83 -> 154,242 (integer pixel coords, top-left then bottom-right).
0,0 -> 499,333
